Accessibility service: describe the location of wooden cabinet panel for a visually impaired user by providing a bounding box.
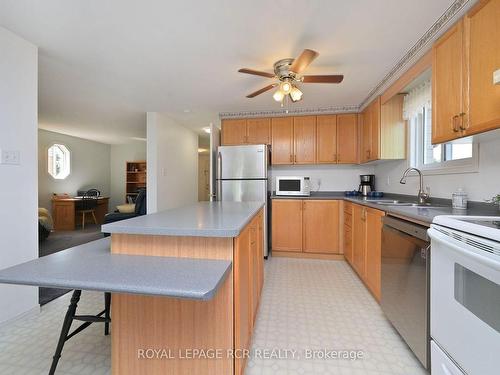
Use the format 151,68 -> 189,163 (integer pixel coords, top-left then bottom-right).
432,21 -> 466,144
380,95 -> 406,160
271,117 -> 294,164
352,205 -> 366,277
52,201 -> 75,231
271,199 -> 302,251
293,116 -> 316,164
360,106 -> 372,163
303,200 -> 340,254
221,119 -> 247,145
343,203 -> 353,264
370,97 -> 381,160
365,208 -> 385,302
337,114 -> 358,163
247,118 -> 271,144
465,0 -> 500,135
316,115 -> 337,163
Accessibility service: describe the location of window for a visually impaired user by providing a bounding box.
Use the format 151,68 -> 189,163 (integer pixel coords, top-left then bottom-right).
405,79 -> 478,174
48,144 -> 71,179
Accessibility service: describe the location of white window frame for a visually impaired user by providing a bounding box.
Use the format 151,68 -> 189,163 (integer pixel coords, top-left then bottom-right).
409,110 -> 479,175
47,143 -> 71,180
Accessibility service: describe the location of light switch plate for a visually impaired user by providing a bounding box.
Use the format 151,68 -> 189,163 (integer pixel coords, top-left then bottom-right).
0,149 -> 21,165
494,69 -> 500,85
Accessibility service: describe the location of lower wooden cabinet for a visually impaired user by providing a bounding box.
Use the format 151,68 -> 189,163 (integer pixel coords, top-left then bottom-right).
343,202 -> 353,264
364,208 -> 384,301
345,203 -> 385,302
352,204 -> 367,277
234,210 -> 264,375
272,199 -> 340,255
303,200 -> 339,253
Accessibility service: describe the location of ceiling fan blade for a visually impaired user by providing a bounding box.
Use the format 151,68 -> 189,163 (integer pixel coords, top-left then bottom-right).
246,84 -> 278,98
238,68 -> 275,78
290,49 -> 319,74
302,75 -> 344,83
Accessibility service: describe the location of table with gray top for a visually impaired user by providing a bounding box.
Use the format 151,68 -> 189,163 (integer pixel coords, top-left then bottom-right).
0,237 -> 232,300
101,200 -> 265,237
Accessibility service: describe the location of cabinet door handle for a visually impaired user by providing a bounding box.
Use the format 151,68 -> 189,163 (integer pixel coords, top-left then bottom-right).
452,115 -> 460,132
366,150 -> 371,159
459,113 -> 468,131
289,154 -> 293,163
294,155 -> 297,163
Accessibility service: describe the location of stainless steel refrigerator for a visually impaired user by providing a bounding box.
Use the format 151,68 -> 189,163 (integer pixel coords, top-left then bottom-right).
216,144 -> 269,257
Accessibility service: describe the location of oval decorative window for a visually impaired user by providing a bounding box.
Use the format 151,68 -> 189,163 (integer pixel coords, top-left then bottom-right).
48,144 -> 71,179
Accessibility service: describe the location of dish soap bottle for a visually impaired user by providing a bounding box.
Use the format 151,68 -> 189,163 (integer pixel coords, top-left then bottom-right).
452,188 -> 468,210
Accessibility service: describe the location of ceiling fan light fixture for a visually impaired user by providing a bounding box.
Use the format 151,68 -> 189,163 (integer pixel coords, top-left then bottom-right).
280,81 -> 292,94
290,86 -> 303,102
273,89 -> 285,102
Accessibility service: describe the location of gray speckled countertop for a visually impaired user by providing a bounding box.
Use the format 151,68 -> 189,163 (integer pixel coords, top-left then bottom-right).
271,191 -> 499,225
102,201 -> 264,237
0,238 -> 232,300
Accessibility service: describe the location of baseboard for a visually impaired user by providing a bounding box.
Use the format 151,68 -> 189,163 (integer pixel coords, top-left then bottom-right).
272,251 -> 345,261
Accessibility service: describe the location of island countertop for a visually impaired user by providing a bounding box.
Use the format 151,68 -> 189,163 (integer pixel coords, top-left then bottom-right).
101,201 -> 265,237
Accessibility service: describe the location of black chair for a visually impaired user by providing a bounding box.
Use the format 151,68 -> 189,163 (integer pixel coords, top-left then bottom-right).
103,189 -> 146,234
75,189 -> 99,230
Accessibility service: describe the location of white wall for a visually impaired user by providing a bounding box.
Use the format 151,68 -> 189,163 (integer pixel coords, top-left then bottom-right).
271,164 -> 375,192
38,129 -> 111,212
146,112 -> 198,213
0,27 -> 38,323
110,141 -> 147,210
374,130 -> 500,202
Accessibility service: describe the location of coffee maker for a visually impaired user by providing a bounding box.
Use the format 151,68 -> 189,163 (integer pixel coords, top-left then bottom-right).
358,174 -> 375,196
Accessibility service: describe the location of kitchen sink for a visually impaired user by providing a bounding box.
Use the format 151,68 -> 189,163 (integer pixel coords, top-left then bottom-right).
375,201 -> 446,208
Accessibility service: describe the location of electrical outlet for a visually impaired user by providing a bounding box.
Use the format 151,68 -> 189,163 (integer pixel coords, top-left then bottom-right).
0,149 -> 20,165
386,176 -> 390,186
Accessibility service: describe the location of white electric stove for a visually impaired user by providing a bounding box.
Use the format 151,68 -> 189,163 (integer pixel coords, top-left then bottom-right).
428,216 -> 500,375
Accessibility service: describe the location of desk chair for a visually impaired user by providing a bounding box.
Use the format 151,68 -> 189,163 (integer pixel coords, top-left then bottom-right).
76,189 -> 99,230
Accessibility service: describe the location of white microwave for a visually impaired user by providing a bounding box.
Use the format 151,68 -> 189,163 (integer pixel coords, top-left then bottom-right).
275,176 -> 311,196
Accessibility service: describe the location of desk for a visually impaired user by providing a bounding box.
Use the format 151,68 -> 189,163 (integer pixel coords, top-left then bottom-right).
52,196 -> 109,230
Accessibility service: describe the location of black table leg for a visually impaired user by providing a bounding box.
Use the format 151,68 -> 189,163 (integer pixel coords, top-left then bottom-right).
104,292 -> 111,336
49,289 -> 81,375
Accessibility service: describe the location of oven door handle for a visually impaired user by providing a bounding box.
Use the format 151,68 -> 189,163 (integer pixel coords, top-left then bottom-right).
429,228 -> 500,271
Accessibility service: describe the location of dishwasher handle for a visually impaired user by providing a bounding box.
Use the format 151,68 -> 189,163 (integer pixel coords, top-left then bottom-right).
383,215 -> 429,242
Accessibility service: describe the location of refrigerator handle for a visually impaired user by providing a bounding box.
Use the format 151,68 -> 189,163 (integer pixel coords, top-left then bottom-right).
216,151 -> 222,201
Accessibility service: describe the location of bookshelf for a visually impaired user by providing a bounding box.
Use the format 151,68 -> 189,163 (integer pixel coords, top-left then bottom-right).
126,161 -> 146,203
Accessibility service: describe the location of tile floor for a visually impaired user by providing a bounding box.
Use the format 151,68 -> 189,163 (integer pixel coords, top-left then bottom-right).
0,257 -> 427,375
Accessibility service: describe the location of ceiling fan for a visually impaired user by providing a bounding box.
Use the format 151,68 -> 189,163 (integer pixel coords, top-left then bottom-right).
238,49 -> 343,104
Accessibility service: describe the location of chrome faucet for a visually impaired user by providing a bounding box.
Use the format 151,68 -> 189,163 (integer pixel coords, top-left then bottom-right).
400,168 -> 430,204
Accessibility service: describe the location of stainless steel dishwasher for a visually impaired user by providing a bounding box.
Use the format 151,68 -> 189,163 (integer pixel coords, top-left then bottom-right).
381,215 -> 430,370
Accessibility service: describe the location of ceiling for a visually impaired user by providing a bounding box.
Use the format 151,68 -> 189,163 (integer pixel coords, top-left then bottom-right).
0,0 -> 457,144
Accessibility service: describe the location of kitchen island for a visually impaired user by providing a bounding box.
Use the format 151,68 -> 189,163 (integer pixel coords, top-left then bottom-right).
102,201 -> 265,375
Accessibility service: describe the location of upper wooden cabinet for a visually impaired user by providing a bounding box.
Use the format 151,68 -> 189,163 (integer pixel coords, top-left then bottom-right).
303,200 -> 340,254
293,116 -> 316,164
221,119 -> 247,145
316,114 -> 358,164
271,117 -> 294,164
247,118 -> 271,144
464,0 -> 500,136
316,115 -> 338,163
360,95 -> 406,163
337,114 -> 359,163
432,0 -> 500,143
432,20 -> 466,143
221,118 -> 270,145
